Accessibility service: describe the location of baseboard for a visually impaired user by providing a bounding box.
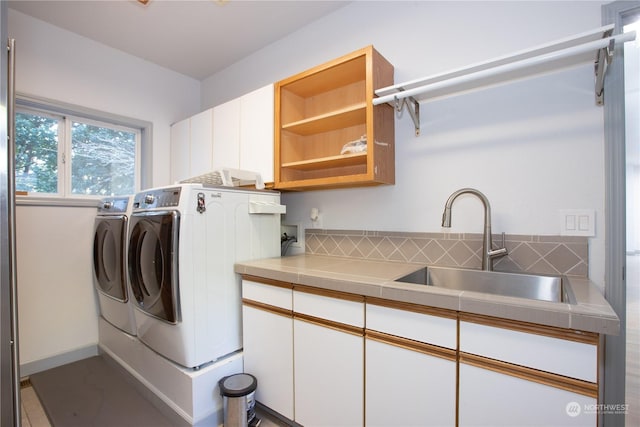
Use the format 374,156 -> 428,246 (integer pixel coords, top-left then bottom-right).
19,344 -> 99,377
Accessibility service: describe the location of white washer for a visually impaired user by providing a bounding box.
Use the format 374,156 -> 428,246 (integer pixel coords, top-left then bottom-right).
127,184 -> 283,369
93,196 -> 136,335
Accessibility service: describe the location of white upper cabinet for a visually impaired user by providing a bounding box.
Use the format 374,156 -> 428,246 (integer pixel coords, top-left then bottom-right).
239,84 -> 274,183
169,117 -> 191,183
212,98 -> 240,172
212,84 -> 274,184
169,109 -> 214,183
189,109 -> 214,178
170,84 -> 275,186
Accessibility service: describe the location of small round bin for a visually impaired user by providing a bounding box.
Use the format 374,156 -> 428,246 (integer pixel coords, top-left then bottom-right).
219,373 -> 258,427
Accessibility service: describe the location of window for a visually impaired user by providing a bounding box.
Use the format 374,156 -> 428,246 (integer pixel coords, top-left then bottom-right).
15,106 -> 141,198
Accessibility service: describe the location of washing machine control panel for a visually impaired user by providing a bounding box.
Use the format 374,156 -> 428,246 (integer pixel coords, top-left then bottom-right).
133,187 -> 182,210
97,196 -> 130,214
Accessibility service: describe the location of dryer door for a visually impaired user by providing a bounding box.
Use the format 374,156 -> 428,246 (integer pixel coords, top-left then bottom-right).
93,215 -> 128,302
128,211 -> 180,324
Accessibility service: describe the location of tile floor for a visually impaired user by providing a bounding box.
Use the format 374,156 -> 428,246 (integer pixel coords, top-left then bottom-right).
20,385 -> 50,427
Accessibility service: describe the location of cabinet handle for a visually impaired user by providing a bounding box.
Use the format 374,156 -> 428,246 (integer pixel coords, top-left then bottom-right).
460,352 -> 597,398
366,330 -> 456,362
294,313 -> 363,337
242,299 -> 292,318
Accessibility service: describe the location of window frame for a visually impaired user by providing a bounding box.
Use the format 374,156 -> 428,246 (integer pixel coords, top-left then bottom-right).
15,93 -> 152,207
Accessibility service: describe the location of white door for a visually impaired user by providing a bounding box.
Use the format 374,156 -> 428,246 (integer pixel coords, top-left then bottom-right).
365,338 -> 456,426
240,85 -> 274,183
212,98 -> 240,171
294,319 -> 363,427
169,118 -> 190,183
189,108 -> 214,177
242,304 -> 294,419
459,362 -> 596,426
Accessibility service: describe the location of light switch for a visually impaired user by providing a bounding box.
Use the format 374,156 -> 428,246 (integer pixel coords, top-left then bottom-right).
560,209 -> 595,236
565,215 -> 576,231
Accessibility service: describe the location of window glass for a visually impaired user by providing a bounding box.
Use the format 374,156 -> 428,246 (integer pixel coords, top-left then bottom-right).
15,111 -> 60,194
71,121 -> 137,196
15,107 -> 140,198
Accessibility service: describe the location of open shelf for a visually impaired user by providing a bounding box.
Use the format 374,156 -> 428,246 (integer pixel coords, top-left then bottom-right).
281,152 -> 367,171
274,46 -> 395,191
282,103 -> 367,136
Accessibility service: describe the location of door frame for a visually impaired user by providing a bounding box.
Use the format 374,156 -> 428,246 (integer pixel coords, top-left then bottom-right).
602,2 -> 640,425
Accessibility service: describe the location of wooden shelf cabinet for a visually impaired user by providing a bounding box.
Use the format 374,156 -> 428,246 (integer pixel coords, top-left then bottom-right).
274,46 -> 395,190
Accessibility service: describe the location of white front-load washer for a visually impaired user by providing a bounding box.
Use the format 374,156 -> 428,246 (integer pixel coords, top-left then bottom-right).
93,196 -> 136,335
127,183 -> 283,369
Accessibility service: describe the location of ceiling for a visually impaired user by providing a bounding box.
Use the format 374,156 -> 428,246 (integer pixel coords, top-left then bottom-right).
8,0 -> 350,80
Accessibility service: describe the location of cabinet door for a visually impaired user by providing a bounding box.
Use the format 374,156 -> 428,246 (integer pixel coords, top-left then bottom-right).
293,289 -> 364,426
212,98 -> 240,171
294,319 -> 363,427
242,305 -> 293,419
459,362 -> 596,426
169,117 -> 190,183
189,108 -> 214,177
365,302 -> 457,426
366,337 -> 456,426
242,280 -> 294,419
240,84 -> 274,183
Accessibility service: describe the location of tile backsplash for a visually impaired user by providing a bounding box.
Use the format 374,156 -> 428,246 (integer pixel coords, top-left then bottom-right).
305,229 -> 588,278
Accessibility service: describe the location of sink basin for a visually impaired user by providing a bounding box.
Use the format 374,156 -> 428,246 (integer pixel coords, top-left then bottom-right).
396,266 -> 576,304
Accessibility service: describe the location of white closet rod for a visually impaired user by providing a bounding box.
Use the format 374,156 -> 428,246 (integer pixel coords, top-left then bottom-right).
373,31 -> 636,106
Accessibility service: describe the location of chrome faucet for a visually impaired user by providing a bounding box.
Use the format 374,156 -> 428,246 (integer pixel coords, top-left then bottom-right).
441,188 -> 507,271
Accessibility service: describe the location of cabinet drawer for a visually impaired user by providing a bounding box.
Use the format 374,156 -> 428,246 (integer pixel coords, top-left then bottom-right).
366,303 -> 456,349
293,288 -> 364,327
242,279 -> 292,310
460,319 -> 597,382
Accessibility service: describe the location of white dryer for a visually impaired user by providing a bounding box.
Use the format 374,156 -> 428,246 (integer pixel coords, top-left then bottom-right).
127,184 -> 283,369
93,196 -> 136,335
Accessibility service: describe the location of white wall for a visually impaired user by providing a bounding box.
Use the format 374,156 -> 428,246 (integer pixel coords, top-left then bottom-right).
203,1 -> 608,286
9,9 -> 201,367
10,9 -> 201,186
10,0 -> 612,369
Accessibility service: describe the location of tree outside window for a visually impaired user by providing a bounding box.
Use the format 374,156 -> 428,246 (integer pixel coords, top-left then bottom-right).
15,110 -> 139,197
15,112 -> 59,193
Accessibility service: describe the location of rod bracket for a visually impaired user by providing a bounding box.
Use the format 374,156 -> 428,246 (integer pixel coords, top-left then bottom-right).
394,95 -> 420,136
595,30 -> 615,106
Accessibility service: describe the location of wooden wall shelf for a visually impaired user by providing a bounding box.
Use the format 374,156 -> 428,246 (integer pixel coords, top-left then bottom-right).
274,46 -> 395,191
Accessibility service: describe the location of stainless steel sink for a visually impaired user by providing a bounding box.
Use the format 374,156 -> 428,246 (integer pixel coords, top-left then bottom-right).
396,266 -> 576,304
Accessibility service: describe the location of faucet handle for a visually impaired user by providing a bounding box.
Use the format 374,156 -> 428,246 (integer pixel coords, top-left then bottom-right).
488,232 -> 508,259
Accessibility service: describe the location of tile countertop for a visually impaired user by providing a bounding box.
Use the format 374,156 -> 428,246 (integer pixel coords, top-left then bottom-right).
234,254 -> 620,336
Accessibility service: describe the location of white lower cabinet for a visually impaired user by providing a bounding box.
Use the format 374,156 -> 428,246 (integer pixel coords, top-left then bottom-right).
366,337 -> 456,426
241,279 -> 294,420
459,315 -> 599,427
294,319 -> 364,426
365,301 -> 457,426
459,361 -> 596,427
241,276 -> 602,427
293,288 -> 365,427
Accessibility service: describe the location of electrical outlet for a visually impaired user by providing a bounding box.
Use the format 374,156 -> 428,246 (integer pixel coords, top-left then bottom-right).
559,209 -> 595,237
